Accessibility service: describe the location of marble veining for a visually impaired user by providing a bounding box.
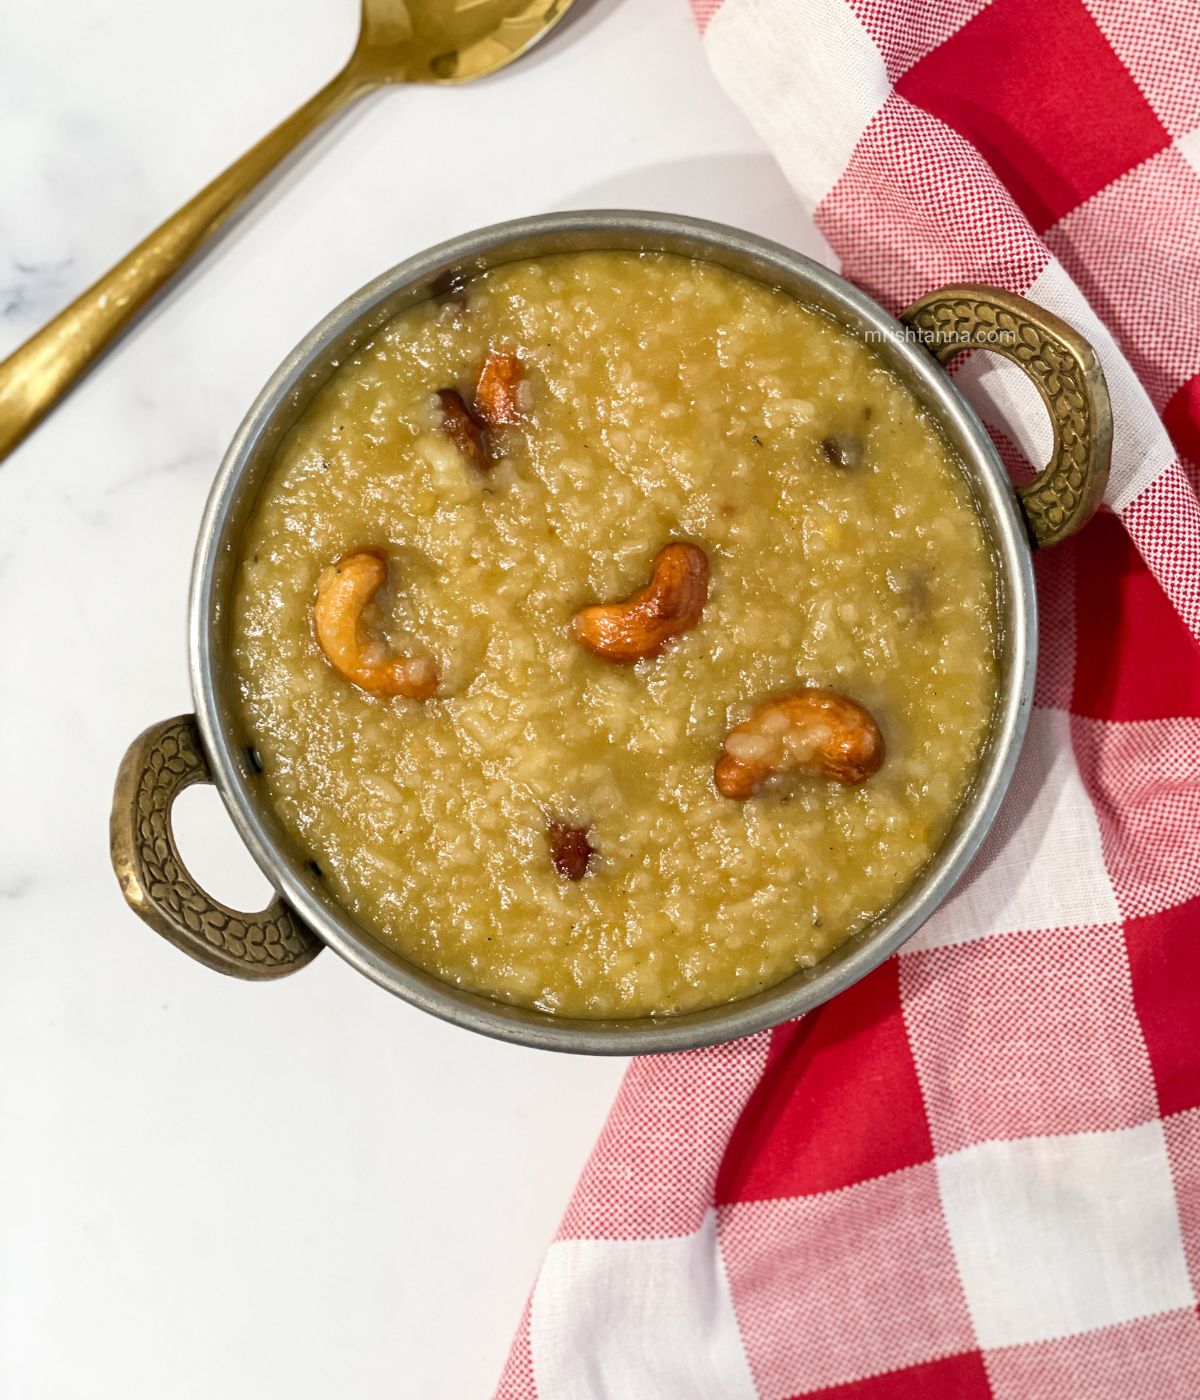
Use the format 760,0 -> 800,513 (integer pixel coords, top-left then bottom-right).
0,255 -> 74,323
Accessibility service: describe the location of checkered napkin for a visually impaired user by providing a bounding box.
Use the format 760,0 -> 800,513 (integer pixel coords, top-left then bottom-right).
496,1 -> 1200,1394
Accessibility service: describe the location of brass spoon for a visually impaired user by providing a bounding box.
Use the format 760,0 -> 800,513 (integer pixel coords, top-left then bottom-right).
0,0 -> 576,464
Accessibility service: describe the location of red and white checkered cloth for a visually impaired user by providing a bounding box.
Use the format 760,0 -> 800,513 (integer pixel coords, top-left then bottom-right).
496,1 -> 1200,1394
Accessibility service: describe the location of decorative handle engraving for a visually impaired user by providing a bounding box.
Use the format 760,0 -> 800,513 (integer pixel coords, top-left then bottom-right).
110,715 -> 321,979
901,284 -> 1112,547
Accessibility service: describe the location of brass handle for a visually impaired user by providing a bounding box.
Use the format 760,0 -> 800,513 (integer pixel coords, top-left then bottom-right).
0,66 -> 367,465
110,715 -> 322,979
901,284 -> 1112,547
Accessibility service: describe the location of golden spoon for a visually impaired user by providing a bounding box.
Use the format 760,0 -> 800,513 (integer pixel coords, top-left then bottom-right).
0,0 -> 576,464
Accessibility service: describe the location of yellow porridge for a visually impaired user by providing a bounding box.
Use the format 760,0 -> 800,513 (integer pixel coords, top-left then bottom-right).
231,251 -> 997,1018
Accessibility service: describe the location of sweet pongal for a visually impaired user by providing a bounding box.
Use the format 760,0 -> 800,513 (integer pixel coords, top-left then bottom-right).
231,251 -> 997,1017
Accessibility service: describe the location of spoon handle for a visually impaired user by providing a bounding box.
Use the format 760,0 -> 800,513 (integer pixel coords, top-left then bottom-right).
0,63 -> 368,465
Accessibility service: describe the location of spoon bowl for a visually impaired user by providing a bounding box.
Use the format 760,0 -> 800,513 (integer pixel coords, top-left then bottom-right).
357,0 -> 576,83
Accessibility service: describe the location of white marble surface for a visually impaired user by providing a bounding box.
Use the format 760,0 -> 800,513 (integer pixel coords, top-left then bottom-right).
0,3 -> 820,1395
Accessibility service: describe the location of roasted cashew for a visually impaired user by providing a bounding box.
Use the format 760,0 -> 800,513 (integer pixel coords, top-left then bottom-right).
547,818 -> 595,880
715,688 -> 884,799
438,388 -> 490,472
313,550 -> 437,700
475,347 -> 525,426
571,542 -> 709,664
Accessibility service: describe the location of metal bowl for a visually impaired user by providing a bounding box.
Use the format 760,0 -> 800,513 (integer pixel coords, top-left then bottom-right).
111,211 -> 1111,1054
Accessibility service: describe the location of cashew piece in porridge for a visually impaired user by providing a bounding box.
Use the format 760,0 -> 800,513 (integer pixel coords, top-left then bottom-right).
475,347 -> 526,425
313,550 -> 438,700
715,688 -> 885,799
437,388 -> 490,472
571,541 -> 709,664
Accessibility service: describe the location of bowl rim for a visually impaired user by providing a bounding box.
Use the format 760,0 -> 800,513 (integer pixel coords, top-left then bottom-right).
190,209 -> 1035,1054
